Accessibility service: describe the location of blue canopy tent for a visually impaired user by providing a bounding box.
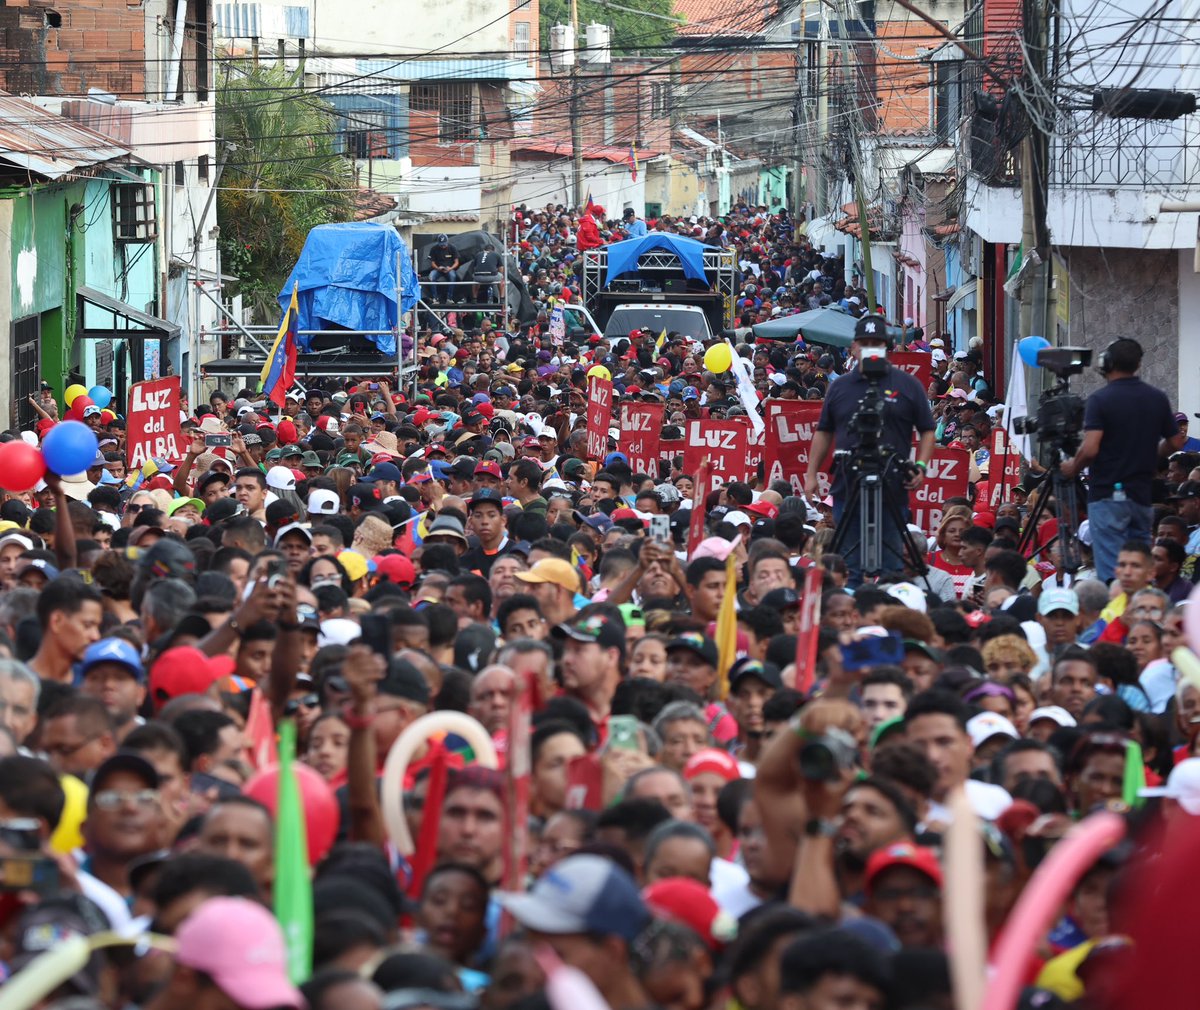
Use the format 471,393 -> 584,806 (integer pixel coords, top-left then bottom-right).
277,223 -> 420,356
603,233 -> 711,286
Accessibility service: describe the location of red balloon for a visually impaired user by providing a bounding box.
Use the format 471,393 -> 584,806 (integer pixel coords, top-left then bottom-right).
67,395 -> 94,422
0,441 -> 47,492
243,762 -> 340,866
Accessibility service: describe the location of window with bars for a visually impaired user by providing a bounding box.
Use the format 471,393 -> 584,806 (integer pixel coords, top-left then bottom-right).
344,111 -> 391,159
11,316 -> 39,431
514,21 -> 531,54
650,81 -> 670,118
410,83 -> 475,143
112,182 -> 158,243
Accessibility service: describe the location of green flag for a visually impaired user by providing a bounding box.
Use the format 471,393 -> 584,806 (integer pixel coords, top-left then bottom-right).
1122,739 -> 1147,810
274,719 -> 313,983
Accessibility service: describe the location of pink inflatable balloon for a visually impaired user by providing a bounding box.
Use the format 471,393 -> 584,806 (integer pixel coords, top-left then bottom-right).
1183,582 -> 1200,655
243,761 -> 340,866
982,811 -> 1125,1010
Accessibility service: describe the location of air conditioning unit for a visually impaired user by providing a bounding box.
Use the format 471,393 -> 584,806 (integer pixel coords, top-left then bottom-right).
549,24 -> 575,70
584,23 -> 611,64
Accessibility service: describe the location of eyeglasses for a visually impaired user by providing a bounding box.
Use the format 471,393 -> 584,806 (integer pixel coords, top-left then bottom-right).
93,788 -> 160,811
284,693 -> 321,717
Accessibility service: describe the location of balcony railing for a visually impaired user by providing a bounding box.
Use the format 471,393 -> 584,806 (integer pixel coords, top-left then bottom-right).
1052,111 -> 1200,189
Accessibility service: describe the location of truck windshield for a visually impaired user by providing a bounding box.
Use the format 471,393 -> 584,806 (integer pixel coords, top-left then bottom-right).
604,307 -> 710,342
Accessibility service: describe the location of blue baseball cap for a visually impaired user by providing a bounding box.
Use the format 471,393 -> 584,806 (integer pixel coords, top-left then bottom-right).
604,451 -> 629,468
80,638 -> 144,682
362,462 -> 403,484
495,854 -> 648,942
428,459 -> 454,480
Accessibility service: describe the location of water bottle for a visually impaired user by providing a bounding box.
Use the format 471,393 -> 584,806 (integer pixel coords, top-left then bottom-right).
1113,482 -> 1126,502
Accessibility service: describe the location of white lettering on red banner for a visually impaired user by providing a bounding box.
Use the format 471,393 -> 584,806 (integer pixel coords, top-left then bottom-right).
126,376 -> 183,470
683,420 -> 751,487
763,401 -> 830,495
585,375 -> 612,461
621,402 -> 665,475
890,351 -> 933,392
908,446 -> 970,533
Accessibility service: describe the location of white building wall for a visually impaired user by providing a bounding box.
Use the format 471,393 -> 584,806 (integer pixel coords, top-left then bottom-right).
311,0 -> 512,55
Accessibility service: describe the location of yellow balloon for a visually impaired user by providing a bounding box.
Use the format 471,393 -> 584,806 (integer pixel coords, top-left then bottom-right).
587,365 -> 612,381
704,342 -> 733,373
64,384 -> 86,406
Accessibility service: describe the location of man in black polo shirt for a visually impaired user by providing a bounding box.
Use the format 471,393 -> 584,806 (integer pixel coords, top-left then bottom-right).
805,314 -> 935,585
1060,337 -> 1182,583
427,234 -> 460,304
461,489 -> 511,576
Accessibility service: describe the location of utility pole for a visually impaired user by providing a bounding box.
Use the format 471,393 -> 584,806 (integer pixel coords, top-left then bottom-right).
1017,0 -> 1055,348
570,0 -> 584,208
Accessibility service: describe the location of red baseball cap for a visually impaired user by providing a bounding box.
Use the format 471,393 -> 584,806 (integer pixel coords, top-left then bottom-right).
972,511 -> 996,529
610,507 -> 641,522
373,553 -> 416,589
522,436 -> 541,449
475,461 -> 502,478
682,748 -> 741,783
643,877 -> 737,951
745,500 -> 779,520
149,647 -> 226,712
411,407 -> 434,426
864,843 -> 943,896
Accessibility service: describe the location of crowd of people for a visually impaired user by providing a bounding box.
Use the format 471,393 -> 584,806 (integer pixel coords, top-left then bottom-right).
0,203 -> 1198,1010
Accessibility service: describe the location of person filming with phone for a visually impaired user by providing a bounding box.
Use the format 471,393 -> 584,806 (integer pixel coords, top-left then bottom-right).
804,314 -> 935,586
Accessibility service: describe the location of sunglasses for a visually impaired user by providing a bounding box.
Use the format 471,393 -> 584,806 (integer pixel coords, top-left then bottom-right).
284,693 -> 320,716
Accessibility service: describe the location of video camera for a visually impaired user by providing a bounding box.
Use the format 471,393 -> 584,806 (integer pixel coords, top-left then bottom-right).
1012,346 -> 1092,461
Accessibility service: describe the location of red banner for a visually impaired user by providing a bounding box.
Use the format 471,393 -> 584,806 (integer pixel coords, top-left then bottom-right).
742,417 -> 766,477
682,419 -> 751,488
585,375 -> 613,461
908,446 -> 970,534
988,428 -> 1023,508
620,402 -> 665,475
794,565 -> 824,696
687,459 -> 711,557
126,376 -> 183,470
891,351 -> 933,392
763,401 -> 829,496
658,438 -> 685,481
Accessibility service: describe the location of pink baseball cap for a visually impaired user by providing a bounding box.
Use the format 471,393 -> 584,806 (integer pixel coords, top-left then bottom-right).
175,897 -> 303,1009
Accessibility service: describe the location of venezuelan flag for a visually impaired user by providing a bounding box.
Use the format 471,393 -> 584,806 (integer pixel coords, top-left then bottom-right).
627,144 -> 639,181
260,283 -> 300,407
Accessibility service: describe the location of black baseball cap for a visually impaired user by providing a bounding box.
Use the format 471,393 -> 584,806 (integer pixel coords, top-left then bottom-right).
729,657 -> 783,690
91,752 -> 159,795
1169,480 -> 1200,500
348,483 -> 382,510
665,632 -> 719,668
552,614 -> 626,652
854,314 -> 890,342
468,488 -> 505,511
760,587 -> 802,610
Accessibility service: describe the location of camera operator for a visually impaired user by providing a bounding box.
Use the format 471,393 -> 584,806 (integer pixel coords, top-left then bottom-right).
805,315 -> 935,585
1059,337 -> 1183,583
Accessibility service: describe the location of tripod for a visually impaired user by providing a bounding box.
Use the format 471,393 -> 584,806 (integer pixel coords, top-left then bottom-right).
830,450 -> 930,582
1017,460 -> 1085,579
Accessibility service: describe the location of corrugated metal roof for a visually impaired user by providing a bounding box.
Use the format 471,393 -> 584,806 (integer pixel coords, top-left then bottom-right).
0,92 -> 136,181
357,58 -> 534,82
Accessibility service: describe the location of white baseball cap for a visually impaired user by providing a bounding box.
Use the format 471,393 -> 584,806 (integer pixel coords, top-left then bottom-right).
1140,757 -> 1200,814
265,465 -> 296,491
966,711 -> 1019,749
307,489 -> 340,515
1028,705 -> 1076,729
885,582 -> 927,613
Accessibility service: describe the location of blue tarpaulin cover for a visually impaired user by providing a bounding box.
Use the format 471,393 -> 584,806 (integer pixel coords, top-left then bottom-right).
603,233 -> 710,287
277,223 -> 421,355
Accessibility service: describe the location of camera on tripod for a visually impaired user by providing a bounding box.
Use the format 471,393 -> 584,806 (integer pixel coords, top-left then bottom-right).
1011,346 -> 1092,459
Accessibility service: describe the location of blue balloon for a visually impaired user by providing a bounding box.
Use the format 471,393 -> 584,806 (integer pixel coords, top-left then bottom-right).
1018,335 -> 1051,368
41,421 -> 99,476
87,385 -> 112,409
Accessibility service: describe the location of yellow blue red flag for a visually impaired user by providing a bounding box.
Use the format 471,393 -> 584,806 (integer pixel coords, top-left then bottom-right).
260,283 -> 300,407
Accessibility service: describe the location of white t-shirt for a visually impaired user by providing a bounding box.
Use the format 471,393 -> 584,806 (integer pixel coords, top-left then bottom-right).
925,779 -> 1013,825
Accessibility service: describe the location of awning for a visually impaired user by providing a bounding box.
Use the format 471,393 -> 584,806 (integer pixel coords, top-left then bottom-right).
77,286 -> 180,339
946,278 -> 978,314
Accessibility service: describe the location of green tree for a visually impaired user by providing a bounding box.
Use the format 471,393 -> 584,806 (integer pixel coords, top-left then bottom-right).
217,63 -> 356,321
539,0 -> 678,55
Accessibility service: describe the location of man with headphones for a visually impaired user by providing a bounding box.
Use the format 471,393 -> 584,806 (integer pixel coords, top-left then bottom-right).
1060,337 -> 1184,583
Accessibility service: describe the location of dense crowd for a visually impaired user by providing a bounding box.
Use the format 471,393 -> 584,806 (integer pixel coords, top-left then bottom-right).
0,203 -> 1197,1010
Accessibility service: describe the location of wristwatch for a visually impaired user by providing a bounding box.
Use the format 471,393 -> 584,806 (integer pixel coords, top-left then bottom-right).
805,817 -> 838,838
